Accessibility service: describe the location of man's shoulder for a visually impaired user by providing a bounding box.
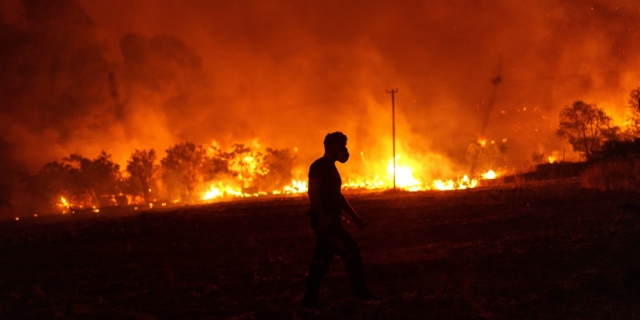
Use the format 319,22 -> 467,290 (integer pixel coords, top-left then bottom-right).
310,157 -> 326,168
309,157 -> 332,175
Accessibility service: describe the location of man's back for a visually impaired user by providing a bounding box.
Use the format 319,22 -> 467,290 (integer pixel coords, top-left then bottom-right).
308,157 -> 342,216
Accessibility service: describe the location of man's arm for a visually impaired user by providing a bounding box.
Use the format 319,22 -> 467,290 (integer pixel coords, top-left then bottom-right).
340,194 -> 365,230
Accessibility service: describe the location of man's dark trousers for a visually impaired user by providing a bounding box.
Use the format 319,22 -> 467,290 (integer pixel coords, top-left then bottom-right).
303,224 -> 370,302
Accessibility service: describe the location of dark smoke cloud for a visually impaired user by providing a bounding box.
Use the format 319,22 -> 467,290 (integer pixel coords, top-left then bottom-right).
0,0 -> 117,162
1,0 -> 640,204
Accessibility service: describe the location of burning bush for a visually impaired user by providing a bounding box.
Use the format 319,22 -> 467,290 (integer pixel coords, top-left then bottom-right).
626,87 -> 640,138
557,101 -> 618,160
22,137 -> 502,216
225,144 -> 268,191
25,152 -> 121,212
126,149 -> 159,204
465,139 -> 507,174
581,158 -> 640,192
200,145 -> 304,199
258,148 -> 295,192
161,142 -> 208,202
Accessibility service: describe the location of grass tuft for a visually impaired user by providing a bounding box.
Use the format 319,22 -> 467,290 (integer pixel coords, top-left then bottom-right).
581,158 -> 640,192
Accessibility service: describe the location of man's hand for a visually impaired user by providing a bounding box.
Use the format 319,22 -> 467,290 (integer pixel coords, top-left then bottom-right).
353,215 -> 366,230
341,194 -> 365,230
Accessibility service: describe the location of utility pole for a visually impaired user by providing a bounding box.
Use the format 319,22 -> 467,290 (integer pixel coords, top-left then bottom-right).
386,88 -> 398,190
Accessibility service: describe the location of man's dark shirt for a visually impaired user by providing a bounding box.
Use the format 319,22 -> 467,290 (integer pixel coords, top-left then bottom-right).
308,157 -> 342,221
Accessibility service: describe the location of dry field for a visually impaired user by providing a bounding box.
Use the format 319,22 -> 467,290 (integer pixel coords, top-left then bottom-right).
2,179 -> 640,319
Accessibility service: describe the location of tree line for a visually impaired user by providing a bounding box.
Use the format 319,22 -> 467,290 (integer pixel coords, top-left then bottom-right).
555,87 -> 640,161
464,87 -> 640,173
24,142 -> 296,212
23,87 -> 640,213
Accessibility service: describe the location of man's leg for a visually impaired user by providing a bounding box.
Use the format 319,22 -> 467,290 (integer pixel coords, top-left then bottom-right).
303,231 -> 334,305
332,226 -> 372,299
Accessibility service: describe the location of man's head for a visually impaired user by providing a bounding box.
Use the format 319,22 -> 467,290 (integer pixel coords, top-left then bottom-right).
323,132 -> 349,163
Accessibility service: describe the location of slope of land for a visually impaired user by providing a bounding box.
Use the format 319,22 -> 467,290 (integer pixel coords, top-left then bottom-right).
1,179 -> 640,319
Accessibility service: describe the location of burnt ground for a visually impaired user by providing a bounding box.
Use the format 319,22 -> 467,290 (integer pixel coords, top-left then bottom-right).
2,179 -> 640,319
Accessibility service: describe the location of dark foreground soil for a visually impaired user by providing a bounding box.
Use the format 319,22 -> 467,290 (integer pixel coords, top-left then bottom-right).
2,179 -> 640,319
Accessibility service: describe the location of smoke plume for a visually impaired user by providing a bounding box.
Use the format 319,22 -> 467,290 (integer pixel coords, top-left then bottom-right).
1,0 -> 639,211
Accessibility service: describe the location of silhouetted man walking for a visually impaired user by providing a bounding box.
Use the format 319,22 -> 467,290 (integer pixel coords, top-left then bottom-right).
302,132 -> 378,308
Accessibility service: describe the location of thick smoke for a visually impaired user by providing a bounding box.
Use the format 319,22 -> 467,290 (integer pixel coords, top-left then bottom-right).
1,0 -> 640,212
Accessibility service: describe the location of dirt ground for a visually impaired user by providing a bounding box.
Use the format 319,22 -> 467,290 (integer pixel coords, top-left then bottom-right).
2,178 -> 640,319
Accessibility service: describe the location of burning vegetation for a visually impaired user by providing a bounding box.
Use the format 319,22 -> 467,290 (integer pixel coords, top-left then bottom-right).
9,87 -> 640,219
22,138 -> 501,216
16,84 -> 640,217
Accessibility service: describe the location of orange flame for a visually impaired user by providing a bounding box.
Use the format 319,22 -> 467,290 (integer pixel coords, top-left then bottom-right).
202,182 -> 243,200
482,170 -> 496,179
58,196 -> 71,214
387,157 -> 421,189
197,151 -> 499,201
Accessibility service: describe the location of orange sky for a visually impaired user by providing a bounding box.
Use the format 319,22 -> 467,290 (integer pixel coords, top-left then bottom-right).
1,0 -> 639,179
